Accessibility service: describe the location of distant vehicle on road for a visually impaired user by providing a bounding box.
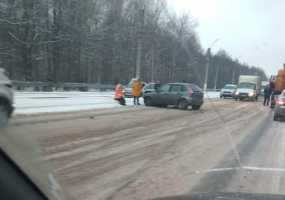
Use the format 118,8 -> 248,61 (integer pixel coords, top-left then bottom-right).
0,68 -> 14,127
273,90 -> 285,121
142,83 -> 161,95
143,83 -> 204,110
220,84 -> 237,98
123,87 -> 133,98
234,75 -> 261,101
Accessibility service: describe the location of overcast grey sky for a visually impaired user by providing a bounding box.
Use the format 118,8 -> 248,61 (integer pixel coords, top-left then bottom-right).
167,0 -> 284,76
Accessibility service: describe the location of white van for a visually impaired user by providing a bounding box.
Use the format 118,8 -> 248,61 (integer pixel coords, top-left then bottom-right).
234,75 -> 261,101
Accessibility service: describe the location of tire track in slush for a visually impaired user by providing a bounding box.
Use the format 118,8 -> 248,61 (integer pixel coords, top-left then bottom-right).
44,101 -> 252,171
102,104 -> 263,200
12,99 -> 231,127
39,101 -> 259,199
189,110 -> 272,193
43,101 -> 250,154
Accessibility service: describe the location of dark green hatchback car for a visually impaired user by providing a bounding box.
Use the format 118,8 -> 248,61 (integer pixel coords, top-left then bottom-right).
143,83 -> 204,110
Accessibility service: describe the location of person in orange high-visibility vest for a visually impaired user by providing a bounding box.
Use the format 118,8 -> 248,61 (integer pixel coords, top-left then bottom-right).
114,81 -> 126,106
132,78 -> 143,105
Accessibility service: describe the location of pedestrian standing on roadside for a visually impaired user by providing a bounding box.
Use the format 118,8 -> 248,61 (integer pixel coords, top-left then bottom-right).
114,80 -> 126,106
132,78 -> 143,105
270,80 -> 275,91
263,85 -> 271,106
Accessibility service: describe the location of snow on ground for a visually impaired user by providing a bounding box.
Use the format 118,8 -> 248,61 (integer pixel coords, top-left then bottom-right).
205,91 -> 221,99
14,91 -> 220,115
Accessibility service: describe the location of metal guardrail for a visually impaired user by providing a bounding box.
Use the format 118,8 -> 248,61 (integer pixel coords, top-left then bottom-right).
12,81 -> 222,92
12,81 -> 115,91
206,89 -> 221,92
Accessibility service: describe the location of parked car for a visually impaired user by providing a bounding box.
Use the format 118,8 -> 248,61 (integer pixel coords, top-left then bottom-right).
220,84 -> 237,98
0,68 -> 14,127
123,86 -> 133,98
143,83 -> 204,110
273,91 -> 285,121
142,83 -> 161,95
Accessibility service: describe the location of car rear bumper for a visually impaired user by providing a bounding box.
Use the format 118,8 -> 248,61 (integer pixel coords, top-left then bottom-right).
188,98 -> 203,106
124,93 -> 143,98
124,93 -> 133,98
124,90 -> 133,98
235,94 -> 256,100
275,107 -> 285,116
221,93 -> 234,97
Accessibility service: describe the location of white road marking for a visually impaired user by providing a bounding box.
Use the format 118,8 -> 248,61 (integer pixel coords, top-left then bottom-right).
194,166 -> 285,175
194,167 -> 239,174
243,166 -> 285,173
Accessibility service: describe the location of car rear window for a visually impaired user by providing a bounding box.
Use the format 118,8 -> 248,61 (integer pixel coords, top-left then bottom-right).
170,85 -> 182,92
154,84 -> 161,89
145,84 -> 153,89
160,84 -> 170,92
189,84 -> 202,92
181,86 -> 188,92
224,85 -> 236,89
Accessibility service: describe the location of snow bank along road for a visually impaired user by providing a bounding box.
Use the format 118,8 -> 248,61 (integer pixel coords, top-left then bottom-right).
14,91 -> 220,114
4,99 -> 285,200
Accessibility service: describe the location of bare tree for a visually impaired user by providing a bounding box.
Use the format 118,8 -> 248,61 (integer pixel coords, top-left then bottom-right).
0,0 -> 267,85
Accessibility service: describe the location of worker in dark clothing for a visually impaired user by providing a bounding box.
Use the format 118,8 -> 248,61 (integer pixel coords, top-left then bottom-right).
263,85 -> 272,106
270,81 -> 275,91
269,81 -> 275,107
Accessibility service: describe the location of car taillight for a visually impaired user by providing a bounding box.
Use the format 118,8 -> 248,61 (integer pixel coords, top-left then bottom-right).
5,84 -> 12,88
272,99 -> 276,103
188,88 -> 193,96
277,99 -> 285,105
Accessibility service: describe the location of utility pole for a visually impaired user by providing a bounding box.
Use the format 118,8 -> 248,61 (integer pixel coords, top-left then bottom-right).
214,65 -> 220,90
204,48 -> 211,91
151,45 -> 155,82
135,6 -> 145,79
232,70 -> 236,84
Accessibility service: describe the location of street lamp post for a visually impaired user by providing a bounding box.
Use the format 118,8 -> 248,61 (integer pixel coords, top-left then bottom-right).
204,48 -> 211,92
214,64 -> 220,90
135,5 -> 145,79
203,39 -> 220,92
231,56 -> 242,84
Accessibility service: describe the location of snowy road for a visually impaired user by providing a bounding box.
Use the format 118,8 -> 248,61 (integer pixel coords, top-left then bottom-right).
14,91 -> 220,114
4,99 -> 281,200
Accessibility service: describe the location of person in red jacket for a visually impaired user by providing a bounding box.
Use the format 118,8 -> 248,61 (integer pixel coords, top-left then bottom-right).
114,81 -> 126,106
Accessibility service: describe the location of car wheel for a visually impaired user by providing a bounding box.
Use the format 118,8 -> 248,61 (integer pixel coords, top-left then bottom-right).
0,104 -> 9,128
192,105 -> 201,110
178,100 -> 188,110
144,97 -> 153,107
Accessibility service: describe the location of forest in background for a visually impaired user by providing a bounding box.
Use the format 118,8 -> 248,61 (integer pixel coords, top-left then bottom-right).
0,0 -> 267,88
